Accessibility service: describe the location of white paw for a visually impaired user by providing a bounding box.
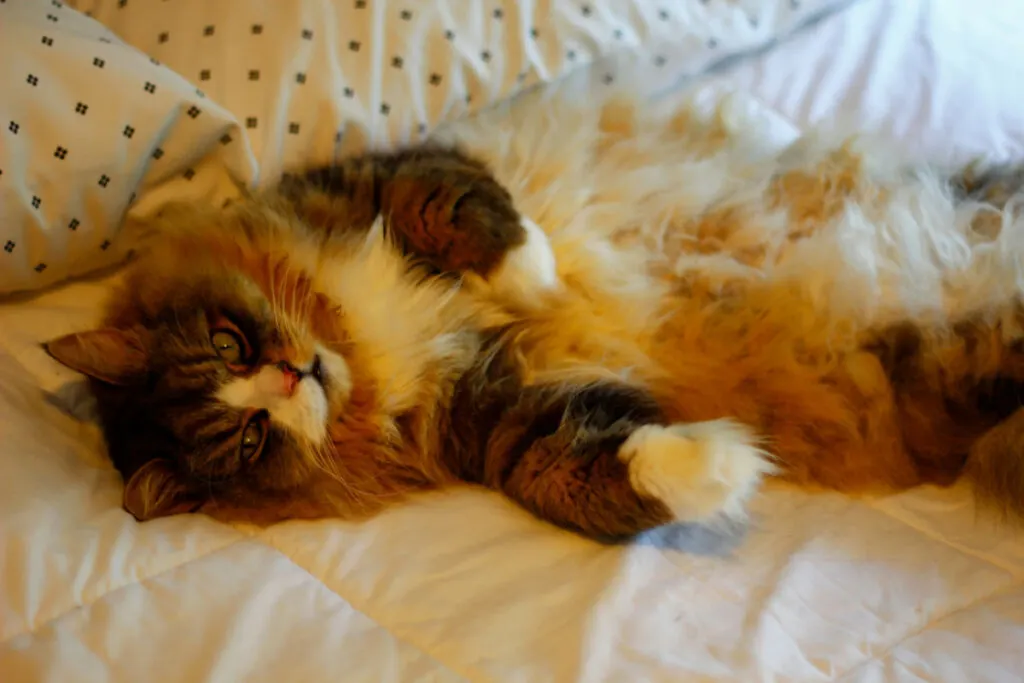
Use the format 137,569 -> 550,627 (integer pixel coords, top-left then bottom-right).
487,217 -> 560,305
618,420 -> 774,523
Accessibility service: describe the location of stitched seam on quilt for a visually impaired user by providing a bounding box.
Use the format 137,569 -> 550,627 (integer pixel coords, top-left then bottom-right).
834,575 -> 1024,681
841,500 -> 1024,679
250,535 -> 481,683
0,535 -> 244,646
867,499 -> 1024,578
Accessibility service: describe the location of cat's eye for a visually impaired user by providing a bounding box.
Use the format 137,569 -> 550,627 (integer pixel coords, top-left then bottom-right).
240,413 -> 267,462
211,329 -> 247,366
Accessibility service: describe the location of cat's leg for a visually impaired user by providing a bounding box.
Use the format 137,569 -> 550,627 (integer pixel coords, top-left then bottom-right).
285,148 -> 560,304
617,420 -> 773,524
863,310 -> 1024,503
461,379 -> 773,540
966,405 -> 1024,519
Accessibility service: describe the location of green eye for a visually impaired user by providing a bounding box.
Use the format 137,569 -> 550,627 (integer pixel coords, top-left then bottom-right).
211,330 -> 244,365
240,414 -> 266,462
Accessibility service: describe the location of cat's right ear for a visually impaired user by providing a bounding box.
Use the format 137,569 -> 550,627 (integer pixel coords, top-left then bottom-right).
43,328 -> 149,385
123,459 -> 203,521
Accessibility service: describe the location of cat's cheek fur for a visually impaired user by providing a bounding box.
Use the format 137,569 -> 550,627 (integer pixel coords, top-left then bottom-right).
617,420 -> 774,523
487,217 -> 560,306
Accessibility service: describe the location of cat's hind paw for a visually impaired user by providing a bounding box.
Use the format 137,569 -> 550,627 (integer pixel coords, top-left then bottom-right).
618,420 -> 774,523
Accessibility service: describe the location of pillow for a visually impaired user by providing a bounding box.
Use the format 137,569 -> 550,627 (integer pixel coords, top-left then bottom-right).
0,1 -> 255,295
71,0 -> 856,180
2,0 -> 855,296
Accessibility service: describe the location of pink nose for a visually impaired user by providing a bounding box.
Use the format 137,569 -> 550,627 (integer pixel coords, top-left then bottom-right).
278,364 -> 300,397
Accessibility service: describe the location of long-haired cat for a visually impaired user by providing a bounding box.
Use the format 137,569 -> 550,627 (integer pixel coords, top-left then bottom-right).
43,93 -> 1024,542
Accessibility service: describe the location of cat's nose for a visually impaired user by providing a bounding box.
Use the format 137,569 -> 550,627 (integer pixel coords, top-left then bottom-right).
276,361 -> 302,397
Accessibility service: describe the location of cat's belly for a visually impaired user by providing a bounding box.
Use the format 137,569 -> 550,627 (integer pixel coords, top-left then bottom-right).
505,268 -> 997,497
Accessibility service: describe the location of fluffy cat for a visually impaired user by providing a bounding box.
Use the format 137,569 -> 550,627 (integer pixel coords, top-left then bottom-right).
43,95 -> 1024,542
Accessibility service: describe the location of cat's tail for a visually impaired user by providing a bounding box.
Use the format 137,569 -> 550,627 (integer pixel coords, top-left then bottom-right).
966,406 -> 1024,520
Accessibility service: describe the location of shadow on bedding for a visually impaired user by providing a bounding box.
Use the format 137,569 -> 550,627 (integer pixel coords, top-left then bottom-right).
633,519 -> 749,556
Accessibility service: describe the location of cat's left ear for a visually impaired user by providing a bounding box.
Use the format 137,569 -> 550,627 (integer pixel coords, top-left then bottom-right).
123,459 -> 203,521
43,328 -> 149,385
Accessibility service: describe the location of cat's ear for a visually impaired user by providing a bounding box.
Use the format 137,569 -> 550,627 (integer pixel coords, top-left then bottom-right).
43,328 -> 149,385
122,459 -> 203,521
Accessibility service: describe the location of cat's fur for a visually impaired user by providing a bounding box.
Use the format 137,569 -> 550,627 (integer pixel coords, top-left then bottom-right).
44,94 -> 1024,541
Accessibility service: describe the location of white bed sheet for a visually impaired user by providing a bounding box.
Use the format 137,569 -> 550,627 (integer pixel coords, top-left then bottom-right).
697,0 -> 1024,168
4,1 -> 1024,681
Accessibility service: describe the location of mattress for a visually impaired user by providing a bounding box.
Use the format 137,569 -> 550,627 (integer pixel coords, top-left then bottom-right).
3,0 -> 1024,681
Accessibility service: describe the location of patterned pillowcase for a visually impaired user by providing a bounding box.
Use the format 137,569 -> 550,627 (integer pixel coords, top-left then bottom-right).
72,0 -> 855,177
0,1 -> 254,295
1,0 -> 855,295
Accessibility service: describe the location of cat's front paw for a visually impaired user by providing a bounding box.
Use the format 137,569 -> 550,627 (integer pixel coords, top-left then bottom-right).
487,217 -> 561,306
618,420 -> 774,523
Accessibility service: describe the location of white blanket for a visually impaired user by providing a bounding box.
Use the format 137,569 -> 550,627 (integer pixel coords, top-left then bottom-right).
3,1 -> 1024,681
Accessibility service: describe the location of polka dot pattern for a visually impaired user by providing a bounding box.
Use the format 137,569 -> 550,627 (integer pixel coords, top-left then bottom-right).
0,1 -> 254,295
2,0 -> 852,295
70,0 -> 851,178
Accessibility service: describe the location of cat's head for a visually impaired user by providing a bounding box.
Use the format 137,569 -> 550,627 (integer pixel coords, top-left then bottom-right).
42,198 -> 402,523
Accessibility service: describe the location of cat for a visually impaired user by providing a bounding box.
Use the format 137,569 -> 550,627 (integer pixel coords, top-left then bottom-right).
43,96 -> 1024,542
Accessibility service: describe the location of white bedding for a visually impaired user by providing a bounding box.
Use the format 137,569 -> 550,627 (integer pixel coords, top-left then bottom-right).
4,0 -> 1024,681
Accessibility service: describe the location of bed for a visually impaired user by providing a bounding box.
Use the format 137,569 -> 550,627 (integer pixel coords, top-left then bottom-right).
2,0 -> 1024,681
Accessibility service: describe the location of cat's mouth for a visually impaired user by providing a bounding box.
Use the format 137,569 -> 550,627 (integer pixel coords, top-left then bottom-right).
310,355 -> 325,386
312,343 -> 352,405
275,355 -> 325,396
